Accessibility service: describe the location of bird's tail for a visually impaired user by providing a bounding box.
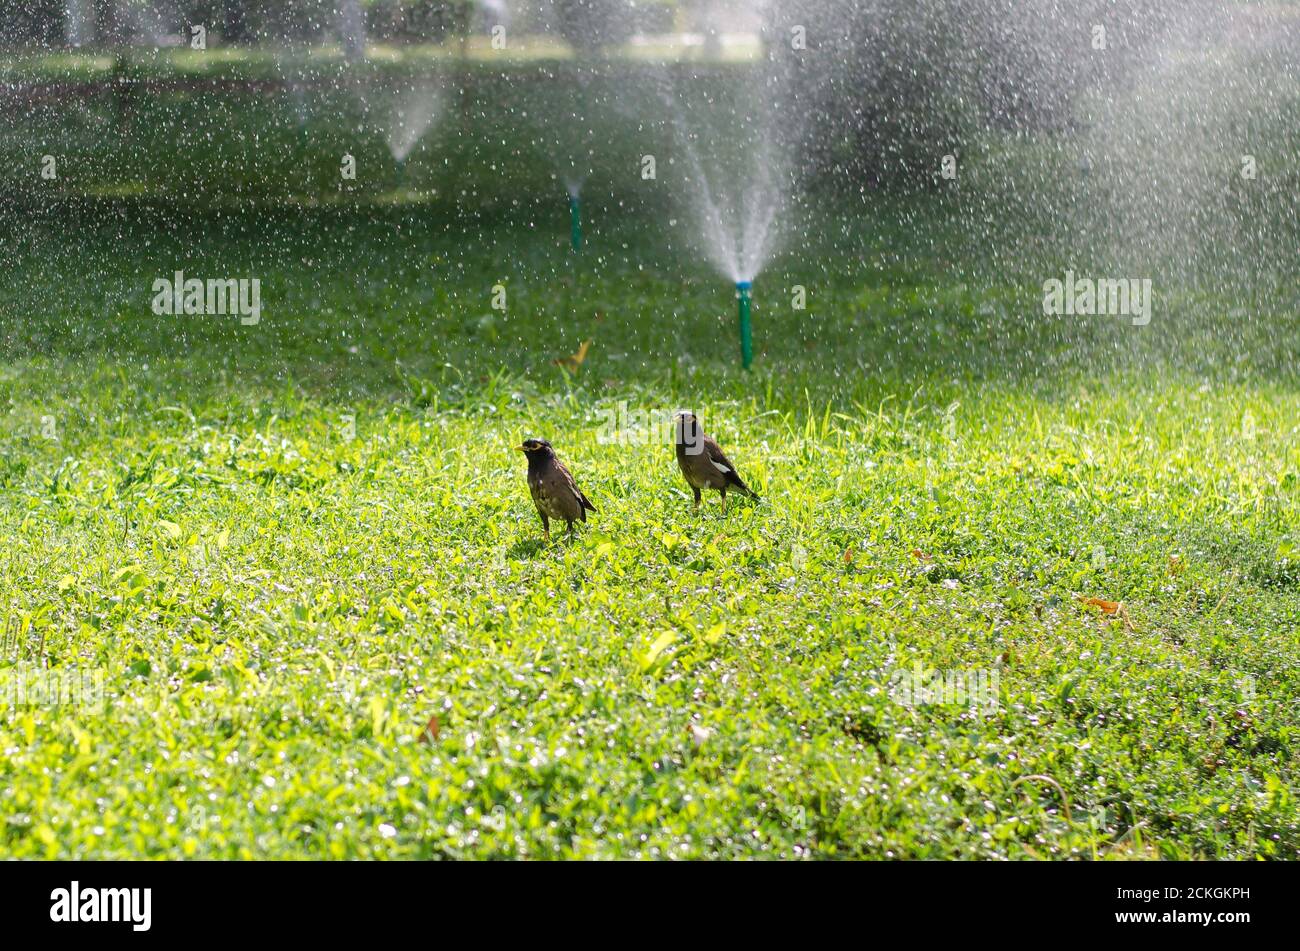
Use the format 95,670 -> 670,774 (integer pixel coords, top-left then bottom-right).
728,474 -> 759,501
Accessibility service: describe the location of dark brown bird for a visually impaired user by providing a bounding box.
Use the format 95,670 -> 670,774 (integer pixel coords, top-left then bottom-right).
517,438 -> 595,541
673,412 -> 758,513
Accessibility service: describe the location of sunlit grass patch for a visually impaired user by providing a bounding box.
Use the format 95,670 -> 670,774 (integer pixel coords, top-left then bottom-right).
1,199 -> 1297,858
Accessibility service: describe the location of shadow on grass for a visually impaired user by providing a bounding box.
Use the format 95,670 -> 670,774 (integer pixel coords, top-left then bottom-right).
508,537 -> 548,559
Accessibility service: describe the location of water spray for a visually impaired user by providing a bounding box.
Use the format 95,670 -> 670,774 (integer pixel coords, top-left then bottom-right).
735,281 -> 753,370
382,81 -> 444,189
568,193 -> 583,252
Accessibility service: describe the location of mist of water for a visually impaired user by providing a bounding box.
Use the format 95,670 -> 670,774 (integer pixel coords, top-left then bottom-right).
64,0 -> 91,47
669,111 -> 786,285
1074,4 -> 1299,283
478,0 -> 513,34
339,0 -> 367,63
651,1 -> 838,285
384,80 -> 446,164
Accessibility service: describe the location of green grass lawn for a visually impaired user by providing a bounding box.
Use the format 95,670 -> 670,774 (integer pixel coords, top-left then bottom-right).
1,76 -> 1298,859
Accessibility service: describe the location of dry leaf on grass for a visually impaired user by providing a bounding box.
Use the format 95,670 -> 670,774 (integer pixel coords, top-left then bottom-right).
1079,596 -> 1121,615
1077,596 -> 1136,631
417,715 -> 440,744
554,340 -> 591,373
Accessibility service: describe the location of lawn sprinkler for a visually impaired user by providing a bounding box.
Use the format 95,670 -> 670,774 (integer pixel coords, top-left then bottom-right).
568,192 -> 583,252
735,280 -> 753,369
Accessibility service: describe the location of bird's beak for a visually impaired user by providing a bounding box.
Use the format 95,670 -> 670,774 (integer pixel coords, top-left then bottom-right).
515,445 -> 527,452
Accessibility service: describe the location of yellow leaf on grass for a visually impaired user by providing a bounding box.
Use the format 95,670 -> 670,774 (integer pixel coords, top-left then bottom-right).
638,630 -> 678,672
369,696 -> 387,737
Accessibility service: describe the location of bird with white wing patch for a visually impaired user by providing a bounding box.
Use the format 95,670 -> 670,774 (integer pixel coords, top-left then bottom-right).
672,411 -> 759,513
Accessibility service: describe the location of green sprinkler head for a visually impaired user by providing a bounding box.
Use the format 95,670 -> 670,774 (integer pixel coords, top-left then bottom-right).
569,193 -> 583,252
736,281 -> 753,370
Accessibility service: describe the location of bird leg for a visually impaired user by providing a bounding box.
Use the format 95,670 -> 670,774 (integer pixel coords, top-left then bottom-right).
540,513 -> 550,543
721,490 -> 728,514
692,487 -> 701,510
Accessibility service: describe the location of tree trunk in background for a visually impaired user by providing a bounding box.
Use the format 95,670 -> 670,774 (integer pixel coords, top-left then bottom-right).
65,0 -> 93,47
92,0 -> 122,47
221,0 -> 250,45
339,0 -> 366,62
